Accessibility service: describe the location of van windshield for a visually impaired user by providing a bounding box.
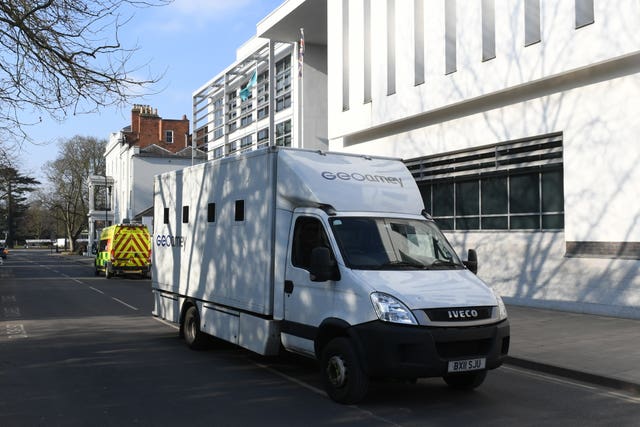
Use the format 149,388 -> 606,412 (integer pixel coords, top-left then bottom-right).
329,217 -> 463,270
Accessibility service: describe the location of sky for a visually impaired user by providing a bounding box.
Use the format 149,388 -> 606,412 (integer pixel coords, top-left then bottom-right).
15,0 -> 284,181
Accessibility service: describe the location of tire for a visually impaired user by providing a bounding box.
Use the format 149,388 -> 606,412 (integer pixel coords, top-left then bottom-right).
182,306 -> 207,350
105,264 -> 112,279
320,337 -> 368,404
443,370 -> 487,390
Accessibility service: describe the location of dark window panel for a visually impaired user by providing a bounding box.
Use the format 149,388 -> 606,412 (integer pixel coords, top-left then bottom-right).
482,216 -> 508,230
456,217 -> 479,230
456,180 -> 479,216
510,174 -> 539,213
436,217 -> 454,230
542,214 -> 564,229
542,170 -> 563,212
481,176 -> 508,214
511,215 -> 540,230
433,182 -> 454,217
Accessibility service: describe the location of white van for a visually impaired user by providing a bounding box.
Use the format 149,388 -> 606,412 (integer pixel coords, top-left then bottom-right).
152,147 -> 510,404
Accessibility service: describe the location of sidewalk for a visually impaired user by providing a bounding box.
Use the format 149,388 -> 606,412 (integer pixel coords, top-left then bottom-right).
505,304 -> 640,395
52,253 -> 640,395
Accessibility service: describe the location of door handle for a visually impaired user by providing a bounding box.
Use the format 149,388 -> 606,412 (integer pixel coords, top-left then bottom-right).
284,280 -> 294,294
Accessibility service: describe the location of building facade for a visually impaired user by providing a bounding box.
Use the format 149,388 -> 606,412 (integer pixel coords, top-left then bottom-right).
194,0 -> 640,318
324,0 -> 640,317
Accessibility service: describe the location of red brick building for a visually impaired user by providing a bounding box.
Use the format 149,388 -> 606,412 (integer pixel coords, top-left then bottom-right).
124,104 -> 191,153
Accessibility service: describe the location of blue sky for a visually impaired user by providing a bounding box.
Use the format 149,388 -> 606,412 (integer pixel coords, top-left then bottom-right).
18,0 -> 283,181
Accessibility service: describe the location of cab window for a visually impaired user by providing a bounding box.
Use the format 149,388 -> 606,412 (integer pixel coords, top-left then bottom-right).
291,217 -> 332,270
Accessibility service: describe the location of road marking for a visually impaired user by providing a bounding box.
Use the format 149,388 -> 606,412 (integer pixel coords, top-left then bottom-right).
6,324 -> 28,339
89,286 -> 105,294
111,297 -> 139,311
153,317 -> 179,330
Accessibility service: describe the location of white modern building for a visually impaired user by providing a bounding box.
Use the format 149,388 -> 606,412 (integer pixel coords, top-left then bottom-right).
196,0 -> 640,318
193,11 -> 328,157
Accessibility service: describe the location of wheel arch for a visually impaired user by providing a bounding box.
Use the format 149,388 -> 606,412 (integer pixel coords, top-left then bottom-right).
314,318 -> 366,368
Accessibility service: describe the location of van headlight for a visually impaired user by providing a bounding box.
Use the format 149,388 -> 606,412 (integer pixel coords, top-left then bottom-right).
493,290 -> 508,321
370,292 -> 418,325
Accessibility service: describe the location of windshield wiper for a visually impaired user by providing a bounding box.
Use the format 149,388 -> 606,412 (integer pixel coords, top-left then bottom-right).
427,259 -> 462,269
374,260 -> 427,270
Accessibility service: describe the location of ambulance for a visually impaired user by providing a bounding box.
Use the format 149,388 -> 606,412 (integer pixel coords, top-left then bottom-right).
152,147 -> 510,404
95,222 -> 151,279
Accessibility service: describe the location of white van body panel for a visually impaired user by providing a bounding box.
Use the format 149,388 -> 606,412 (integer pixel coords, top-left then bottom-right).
350,269 -> 498,310
275,149 -> 423,214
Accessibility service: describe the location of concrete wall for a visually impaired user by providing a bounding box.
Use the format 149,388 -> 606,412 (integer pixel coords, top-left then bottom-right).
326,0 -> 640,317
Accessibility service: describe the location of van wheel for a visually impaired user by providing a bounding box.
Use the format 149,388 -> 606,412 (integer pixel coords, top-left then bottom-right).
443,370 -> 487,390
105,264 -> 112,279
321,337 -> 368,404
182,306 -> 207,350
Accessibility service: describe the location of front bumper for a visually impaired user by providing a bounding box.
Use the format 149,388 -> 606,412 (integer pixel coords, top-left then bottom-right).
350,319 -> 510,379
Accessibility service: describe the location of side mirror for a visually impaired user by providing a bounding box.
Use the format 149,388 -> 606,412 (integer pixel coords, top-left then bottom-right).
463,249 -> 478,275
309,246 -> 341,282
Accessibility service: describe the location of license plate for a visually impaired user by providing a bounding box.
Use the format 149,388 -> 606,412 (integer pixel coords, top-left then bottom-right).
448,358 -> 486,373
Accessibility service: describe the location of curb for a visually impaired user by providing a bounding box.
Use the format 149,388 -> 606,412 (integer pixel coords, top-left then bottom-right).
505,356 -> 640,396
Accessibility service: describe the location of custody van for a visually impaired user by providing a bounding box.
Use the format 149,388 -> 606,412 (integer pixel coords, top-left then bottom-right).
152,147 -> 509,404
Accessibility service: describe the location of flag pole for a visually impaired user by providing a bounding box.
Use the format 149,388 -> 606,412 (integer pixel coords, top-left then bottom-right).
298,28 -> 305,149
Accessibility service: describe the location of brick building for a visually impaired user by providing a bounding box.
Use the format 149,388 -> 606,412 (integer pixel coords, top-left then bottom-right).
124,104 -> 191,153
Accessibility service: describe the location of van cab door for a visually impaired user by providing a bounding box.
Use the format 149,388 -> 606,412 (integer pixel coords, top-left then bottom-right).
282,213 -> 339,356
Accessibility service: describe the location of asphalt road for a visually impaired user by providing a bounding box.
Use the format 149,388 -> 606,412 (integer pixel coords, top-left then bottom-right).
1,249 -> 639,427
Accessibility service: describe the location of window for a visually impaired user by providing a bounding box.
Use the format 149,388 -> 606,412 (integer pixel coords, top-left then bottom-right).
575,0 -> 594,28
364,0 -> 372,101
182,206 -> 189,224
165,130 -> 174,143
213,146 -> 224,159
387,0 -> 396,95
291,217 -> 332,270
257,128 -> 269,147
414,0 -> 425,85
257,105 -> 269,120
482,0 -> 496,61
445,0 -> 457,74
275,57 -> 291,97
276,120 -> 292,147
207,203 -> 216,223
240,135 -> 252,149
240,114 -> 253,127
163,207 -> 169,225
235,200 -> 245,222
276,93 -> 291,112
406,133 -> 564,231
525,0 -> 541,46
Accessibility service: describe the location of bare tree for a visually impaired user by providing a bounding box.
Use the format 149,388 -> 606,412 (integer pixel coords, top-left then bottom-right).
43,135 -> 106,252
0,0 -> 170,141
